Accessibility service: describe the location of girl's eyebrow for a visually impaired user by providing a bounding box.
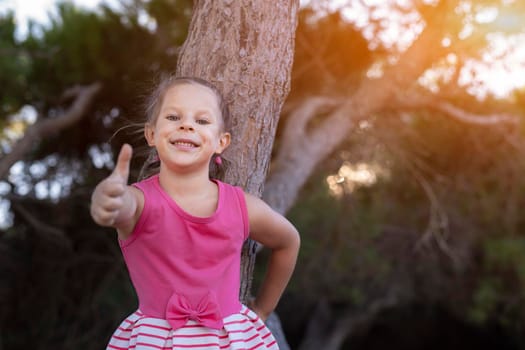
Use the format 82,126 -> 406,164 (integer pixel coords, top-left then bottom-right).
195,109 -> 214,117
162,105 -> 215,115
160,106 -> 179,113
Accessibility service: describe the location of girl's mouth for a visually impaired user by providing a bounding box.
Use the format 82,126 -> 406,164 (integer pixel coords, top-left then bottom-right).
170,139 -> 199,149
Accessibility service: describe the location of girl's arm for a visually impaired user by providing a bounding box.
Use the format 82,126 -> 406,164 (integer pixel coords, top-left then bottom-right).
245,193 -> 300,321
90,144 -> 144,240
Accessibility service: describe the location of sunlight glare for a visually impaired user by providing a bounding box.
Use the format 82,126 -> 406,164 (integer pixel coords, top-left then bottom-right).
326,161 -> 390,198
458,23 -> 474,40
89,144 -> 115,169
1,105 -> 38,154
363,0 -> 383,6
475,6 -> 498,24
441,37 -> 452,47
366,61 -> 384,79
458,33 -> 525,99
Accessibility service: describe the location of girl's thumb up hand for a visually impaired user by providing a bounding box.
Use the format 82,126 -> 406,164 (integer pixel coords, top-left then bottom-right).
110,143 -> 132,184
90,144 -> 133,226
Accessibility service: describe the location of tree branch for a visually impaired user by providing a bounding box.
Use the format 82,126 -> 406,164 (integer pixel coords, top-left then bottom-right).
0,82 -> 102,180
434,101 -> 519,125
10,202 -> 72,249
278,97 -> 343,164
264,21 -> 449,214
298,294 -> 400,350
395,93 -> 520,126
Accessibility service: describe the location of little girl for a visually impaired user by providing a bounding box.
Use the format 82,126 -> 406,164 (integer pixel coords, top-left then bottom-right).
90,76 -> 300,350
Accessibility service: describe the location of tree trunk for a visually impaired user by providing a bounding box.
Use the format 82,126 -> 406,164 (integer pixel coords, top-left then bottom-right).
298,295 -> 400,350
175,1 -> 299,348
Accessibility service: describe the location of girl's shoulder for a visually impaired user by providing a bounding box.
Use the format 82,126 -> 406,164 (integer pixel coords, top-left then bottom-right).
214,181 -> 264,215
213,179 -> 247,204
132,173 -> 159,190
131,174 -> 163,204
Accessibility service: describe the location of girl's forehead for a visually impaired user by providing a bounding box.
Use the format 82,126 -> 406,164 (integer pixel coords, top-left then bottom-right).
163,83 -> 220,110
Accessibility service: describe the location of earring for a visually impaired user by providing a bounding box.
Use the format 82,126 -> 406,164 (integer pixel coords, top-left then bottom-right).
152,152 -> 159,162
214,155 -> 222,165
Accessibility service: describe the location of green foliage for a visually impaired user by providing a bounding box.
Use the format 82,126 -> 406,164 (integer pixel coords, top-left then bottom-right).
289,8 -> 373,100
288,169 -> 392,304
468,278 -> 501,324
1,193 -> 137,349
485,238 -> 525,278
467,238 -> 525,327
147,0 -> 191,42
285,105 -> 525,338
0,13 -> 31,118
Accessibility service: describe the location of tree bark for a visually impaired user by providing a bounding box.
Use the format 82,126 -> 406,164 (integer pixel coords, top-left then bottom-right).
175,1 -> 299,348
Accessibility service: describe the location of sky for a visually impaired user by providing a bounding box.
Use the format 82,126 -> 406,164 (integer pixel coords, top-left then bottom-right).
0,0 -> 118,38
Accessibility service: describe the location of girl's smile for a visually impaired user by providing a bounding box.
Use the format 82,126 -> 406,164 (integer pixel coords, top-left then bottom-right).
170,138 -> 200,150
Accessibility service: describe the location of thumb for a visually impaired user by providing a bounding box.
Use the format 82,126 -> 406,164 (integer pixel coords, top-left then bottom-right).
112,143 -> 132,183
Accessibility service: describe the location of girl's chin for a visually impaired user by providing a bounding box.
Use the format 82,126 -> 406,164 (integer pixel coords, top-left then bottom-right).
162,158 -> 211,171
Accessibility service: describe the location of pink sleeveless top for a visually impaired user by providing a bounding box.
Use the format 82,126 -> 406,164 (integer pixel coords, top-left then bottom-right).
119,175 -> 249,330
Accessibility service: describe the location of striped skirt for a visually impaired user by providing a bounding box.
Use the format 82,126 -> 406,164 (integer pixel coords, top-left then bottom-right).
106,305 -> 279,350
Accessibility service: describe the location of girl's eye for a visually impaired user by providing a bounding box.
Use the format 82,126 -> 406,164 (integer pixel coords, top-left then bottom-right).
166,114 -> 180,121
196,119 -> 210,125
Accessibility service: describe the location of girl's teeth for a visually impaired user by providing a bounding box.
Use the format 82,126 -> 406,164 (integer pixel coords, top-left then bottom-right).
175,141 -> 195,147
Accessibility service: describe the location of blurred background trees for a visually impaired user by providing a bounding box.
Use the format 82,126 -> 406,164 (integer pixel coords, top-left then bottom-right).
1,0 -> 525,349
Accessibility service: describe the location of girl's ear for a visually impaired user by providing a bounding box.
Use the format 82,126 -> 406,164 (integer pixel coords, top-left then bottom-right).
144,123 -> 155,146
216,132 -> 231,154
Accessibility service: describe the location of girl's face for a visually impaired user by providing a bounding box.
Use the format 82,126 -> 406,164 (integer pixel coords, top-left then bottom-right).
145,83 -> 230,173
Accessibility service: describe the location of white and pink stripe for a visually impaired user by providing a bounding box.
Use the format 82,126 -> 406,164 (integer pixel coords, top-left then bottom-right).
107,305 -> 279,350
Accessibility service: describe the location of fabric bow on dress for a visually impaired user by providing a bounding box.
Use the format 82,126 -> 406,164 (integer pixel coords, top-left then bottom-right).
166,292 -> 224,330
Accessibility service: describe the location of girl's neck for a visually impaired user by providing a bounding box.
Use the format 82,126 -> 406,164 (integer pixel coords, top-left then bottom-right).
157,166 -> 215,198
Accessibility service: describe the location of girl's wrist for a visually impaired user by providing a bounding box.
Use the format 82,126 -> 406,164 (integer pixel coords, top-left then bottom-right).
248,299 -> 271,322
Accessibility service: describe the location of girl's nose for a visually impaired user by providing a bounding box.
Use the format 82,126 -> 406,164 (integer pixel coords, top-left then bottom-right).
179,120 -> 195,131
